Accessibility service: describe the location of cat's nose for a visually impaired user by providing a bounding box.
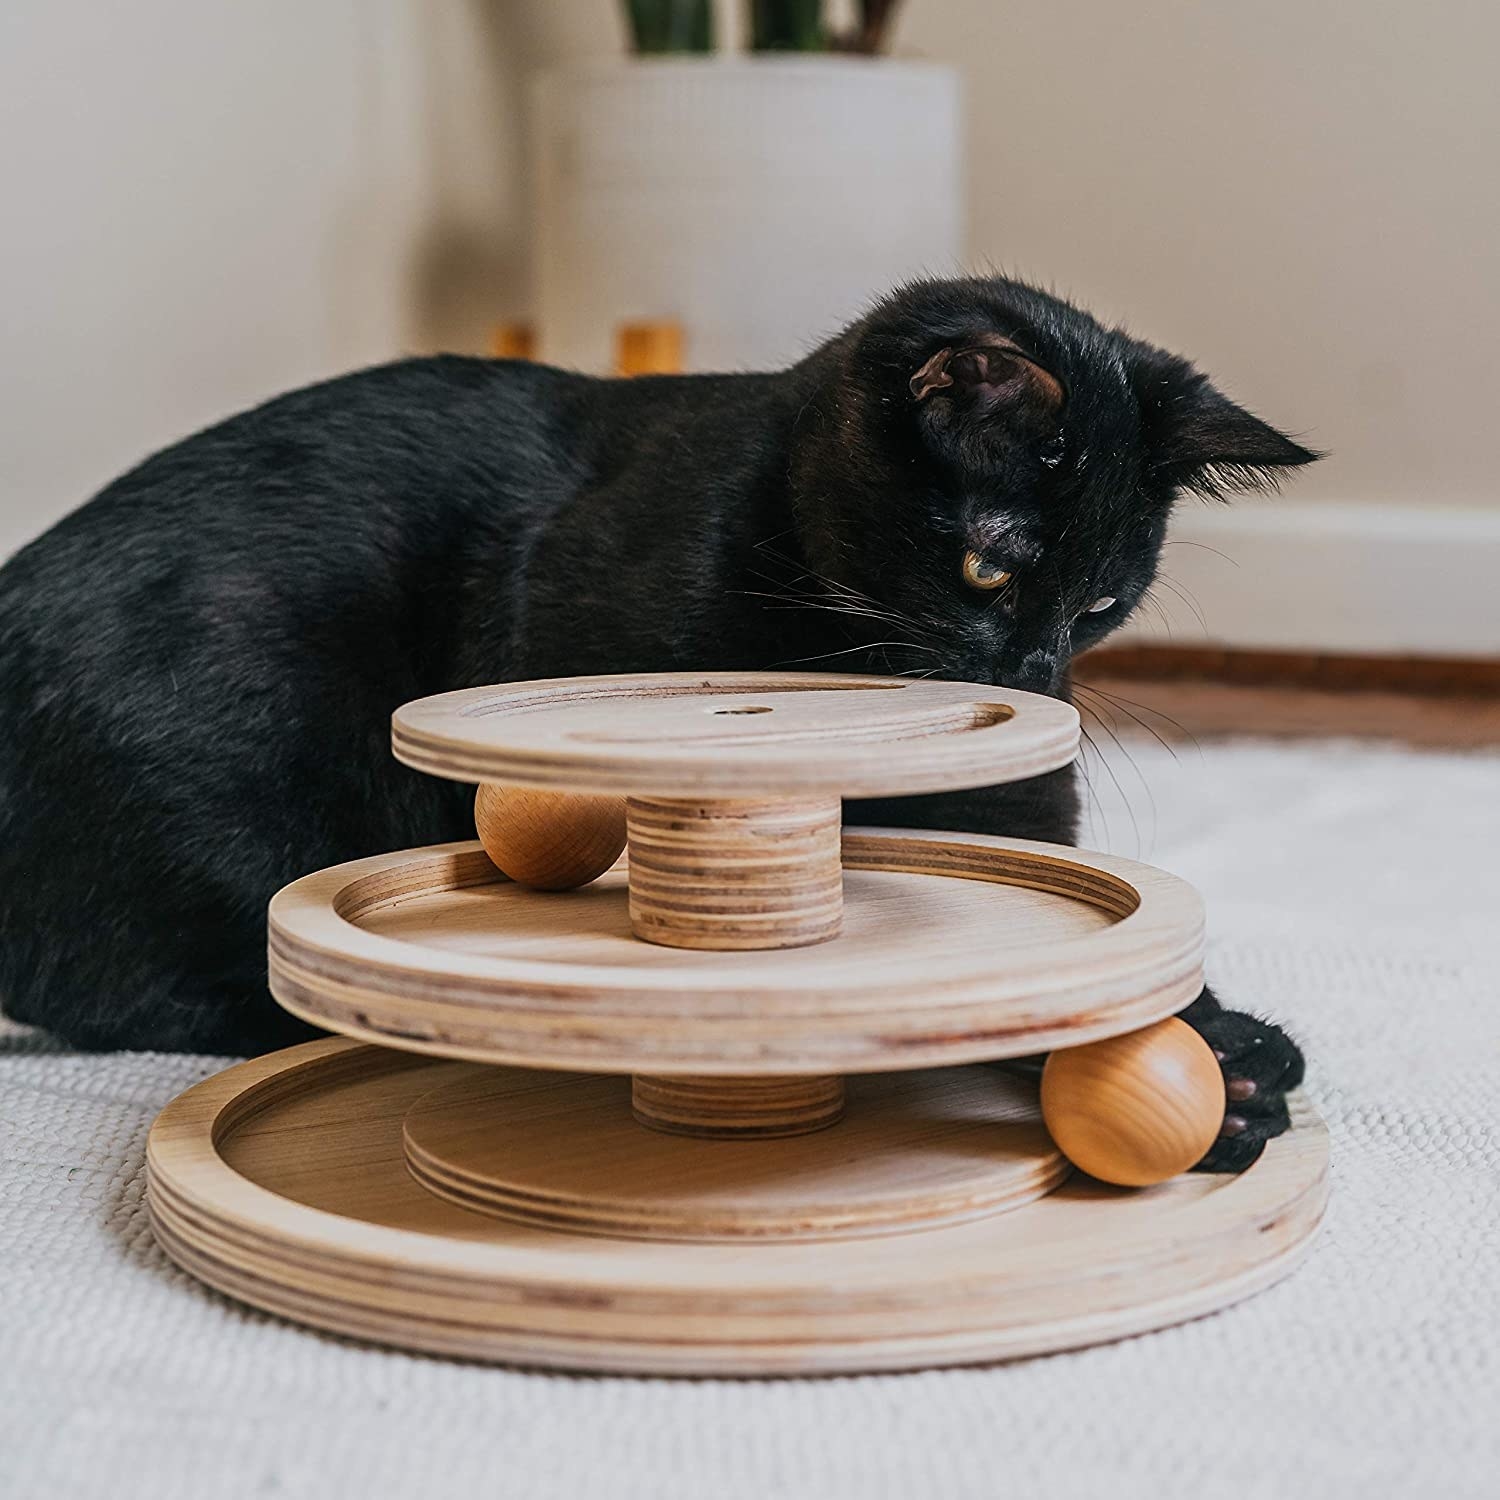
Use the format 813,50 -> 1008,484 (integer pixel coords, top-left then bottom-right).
1000,649 -> 1060,695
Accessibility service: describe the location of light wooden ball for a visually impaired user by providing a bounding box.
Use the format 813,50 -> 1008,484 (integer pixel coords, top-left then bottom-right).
474,783 -> 626,891
1040,1018 -> 1225,1187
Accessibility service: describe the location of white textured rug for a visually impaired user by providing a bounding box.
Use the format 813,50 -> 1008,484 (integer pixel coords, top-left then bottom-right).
3,738 -> 1498,1500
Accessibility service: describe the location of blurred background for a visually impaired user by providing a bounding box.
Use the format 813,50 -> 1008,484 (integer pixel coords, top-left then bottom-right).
7,11 -> 1500,1487
2,0 -> 1497,718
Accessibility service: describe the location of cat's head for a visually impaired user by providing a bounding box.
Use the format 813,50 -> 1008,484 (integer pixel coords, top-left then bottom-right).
791,277 -> 1318,692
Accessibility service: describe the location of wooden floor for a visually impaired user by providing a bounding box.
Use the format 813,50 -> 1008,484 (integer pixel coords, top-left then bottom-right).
1072,671 -> 1500,749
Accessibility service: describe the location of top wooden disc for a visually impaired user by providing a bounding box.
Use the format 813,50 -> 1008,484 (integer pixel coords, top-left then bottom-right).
391,672 -> 1079,796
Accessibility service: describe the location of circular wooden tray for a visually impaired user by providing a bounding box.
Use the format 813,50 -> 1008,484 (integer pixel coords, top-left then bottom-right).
390,672 -> 1081,796
147,1040 -> 1329,1376
268,830 -> 1205,1073
401,1064 -> 1068,1241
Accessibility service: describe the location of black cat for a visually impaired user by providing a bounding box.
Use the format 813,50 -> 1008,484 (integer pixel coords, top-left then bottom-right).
0,277 -> 1315,1170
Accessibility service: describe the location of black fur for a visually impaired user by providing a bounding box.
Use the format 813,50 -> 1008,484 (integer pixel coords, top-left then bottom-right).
0,277 -> 1318,1171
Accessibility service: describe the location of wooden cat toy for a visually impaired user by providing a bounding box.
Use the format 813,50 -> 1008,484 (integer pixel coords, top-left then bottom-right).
147,671 -> 1327,1374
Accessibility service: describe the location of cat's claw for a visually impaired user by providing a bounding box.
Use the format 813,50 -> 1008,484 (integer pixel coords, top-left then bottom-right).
1179,997 -> 1305,1173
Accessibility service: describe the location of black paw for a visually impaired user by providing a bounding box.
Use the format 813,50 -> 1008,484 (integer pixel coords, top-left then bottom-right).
1179,992 -> 1305,1173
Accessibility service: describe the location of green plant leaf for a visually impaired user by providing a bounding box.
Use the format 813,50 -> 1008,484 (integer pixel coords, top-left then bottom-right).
622,0 -> 714,54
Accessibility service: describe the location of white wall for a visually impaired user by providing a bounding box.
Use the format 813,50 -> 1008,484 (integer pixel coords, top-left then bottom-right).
0,0 -> 530,559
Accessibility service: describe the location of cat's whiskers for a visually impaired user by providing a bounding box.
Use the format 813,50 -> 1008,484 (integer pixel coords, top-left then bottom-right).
1165,538 -> 1239,568
736,587 -> 929,636
1136,586 -> 1175,641
1154,574 -> 1209,635
1075,719 -> 1148,858
749,545 -> 922,626
1073,695 -> 1158,860
1071,723 -> 1110,851
736,562 -> 945,648
1072,680 -> 1196,759
770,640 -> 941,669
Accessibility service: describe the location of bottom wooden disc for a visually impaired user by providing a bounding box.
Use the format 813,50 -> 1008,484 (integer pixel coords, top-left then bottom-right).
402,1065 -> 1067,1241
147,1040 -> 1329,1377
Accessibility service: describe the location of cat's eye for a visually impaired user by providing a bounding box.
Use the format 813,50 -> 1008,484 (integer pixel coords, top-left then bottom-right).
1088,595 -> 1117,613
962,550 -> 1012,592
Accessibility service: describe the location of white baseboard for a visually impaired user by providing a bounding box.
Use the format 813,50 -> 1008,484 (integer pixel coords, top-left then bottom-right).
1118,501 -> 1500,657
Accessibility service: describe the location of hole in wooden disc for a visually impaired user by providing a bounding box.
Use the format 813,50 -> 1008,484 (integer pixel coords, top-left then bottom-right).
711,706 -> 773,715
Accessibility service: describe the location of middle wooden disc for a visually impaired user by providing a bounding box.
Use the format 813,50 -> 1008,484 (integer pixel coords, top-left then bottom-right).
403,1064 -> 1067,1242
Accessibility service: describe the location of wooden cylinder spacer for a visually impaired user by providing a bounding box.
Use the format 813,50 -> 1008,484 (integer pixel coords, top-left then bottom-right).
631,1073 -> 847,1139
625,795 -> 843,951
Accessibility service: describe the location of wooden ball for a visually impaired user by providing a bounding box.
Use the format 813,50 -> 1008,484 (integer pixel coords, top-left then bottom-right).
1040,1018 -> 1225,1187
474,783 -> 626,891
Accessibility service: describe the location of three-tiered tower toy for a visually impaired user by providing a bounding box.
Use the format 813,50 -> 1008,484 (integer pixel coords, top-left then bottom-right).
147,673 -> 1327,1374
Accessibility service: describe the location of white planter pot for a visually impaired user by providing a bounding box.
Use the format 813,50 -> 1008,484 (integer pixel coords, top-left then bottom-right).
530,58 -> 963,373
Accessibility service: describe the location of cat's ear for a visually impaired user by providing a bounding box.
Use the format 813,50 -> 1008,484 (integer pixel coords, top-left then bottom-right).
909,336 -> 1065,427
1136,354 -> 1320,497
